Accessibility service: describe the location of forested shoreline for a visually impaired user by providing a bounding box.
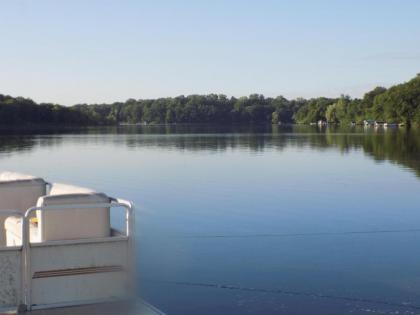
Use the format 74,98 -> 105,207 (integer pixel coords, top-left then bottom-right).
1,74 -> 419,126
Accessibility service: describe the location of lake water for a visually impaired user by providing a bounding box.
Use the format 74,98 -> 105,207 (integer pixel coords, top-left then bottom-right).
1,125 -> 420,315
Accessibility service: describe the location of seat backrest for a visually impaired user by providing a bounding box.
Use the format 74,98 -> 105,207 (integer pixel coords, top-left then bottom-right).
0,172 -> 47,246
0,171 -> 47,213
36,183 -> 111,242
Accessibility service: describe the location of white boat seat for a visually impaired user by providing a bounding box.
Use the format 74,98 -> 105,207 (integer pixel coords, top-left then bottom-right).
36,183 -> 111,242
0,171 -> 47,246
5,183 -> 111,244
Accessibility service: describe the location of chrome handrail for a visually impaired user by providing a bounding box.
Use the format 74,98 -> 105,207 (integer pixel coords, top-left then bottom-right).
21,199 -> 135,310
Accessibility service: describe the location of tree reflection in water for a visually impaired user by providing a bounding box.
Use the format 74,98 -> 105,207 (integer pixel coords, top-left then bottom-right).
0,125 -> 419,178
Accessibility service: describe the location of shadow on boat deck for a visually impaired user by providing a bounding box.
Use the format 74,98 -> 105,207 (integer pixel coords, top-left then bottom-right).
1,300 -> 164,315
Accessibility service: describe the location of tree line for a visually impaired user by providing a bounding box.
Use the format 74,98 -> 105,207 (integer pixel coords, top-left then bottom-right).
1,74 -> 419,126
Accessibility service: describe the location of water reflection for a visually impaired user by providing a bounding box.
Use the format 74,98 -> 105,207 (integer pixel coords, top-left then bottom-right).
1,125 -> 420,315
1,125 -> 419,177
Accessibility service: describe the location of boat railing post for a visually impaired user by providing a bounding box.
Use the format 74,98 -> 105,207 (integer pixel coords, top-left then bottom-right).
114,199 -> 136,297
23,206 -> 39,311
22,210 -> 29,311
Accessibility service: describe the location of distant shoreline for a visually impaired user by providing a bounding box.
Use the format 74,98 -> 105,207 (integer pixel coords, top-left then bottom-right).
1,74 -> 419,127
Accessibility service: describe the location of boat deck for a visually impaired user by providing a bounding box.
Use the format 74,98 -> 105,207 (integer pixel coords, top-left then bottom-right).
1,300 -> 164,315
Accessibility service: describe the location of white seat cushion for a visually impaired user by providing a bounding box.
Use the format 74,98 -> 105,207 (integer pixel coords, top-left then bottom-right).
36,183 -> 111,242
0,172 -> 46,246
0,171 -> 44,182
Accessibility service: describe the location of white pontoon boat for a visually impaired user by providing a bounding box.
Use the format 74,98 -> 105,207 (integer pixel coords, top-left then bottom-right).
0,172 -> 163,314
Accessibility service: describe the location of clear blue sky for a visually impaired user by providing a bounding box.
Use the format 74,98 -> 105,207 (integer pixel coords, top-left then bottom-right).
1,0 -> 419,105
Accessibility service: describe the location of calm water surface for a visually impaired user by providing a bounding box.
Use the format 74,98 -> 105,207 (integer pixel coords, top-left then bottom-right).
1,125 -> 420,315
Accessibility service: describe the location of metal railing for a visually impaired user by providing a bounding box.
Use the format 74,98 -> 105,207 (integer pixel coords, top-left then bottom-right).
1,198 -> 135,311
